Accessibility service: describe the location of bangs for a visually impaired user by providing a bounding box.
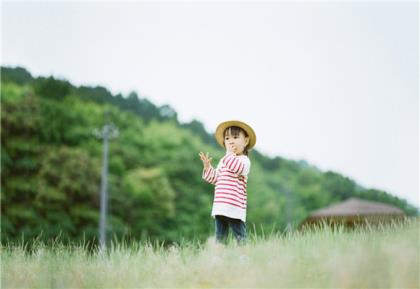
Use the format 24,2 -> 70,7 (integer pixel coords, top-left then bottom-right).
224,126 -> 248,137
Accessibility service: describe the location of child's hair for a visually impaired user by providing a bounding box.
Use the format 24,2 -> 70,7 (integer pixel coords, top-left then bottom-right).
223,126 -> 250,156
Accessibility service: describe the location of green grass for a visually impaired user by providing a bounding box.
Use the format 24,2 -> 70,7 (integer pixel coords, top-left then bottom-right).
2,217 -> 419,288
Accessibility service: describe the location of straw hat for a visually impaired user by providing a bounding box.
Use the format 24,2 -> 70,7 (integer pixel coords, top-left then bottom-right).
215,120 -> 257,150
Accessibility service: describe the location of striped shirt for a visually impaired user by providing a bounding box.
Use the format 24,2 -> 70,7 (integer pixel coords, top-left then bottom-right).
202,152 -> 251,222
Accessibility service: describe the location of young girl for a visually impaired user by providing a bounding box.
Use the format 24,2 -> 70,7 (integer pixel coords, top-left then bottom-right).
199,120 -> 256,245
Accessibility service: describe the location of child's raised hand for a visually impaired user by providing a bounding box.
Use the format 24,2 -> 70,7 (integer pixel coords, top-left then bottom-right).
226,144 -> 235,155
198,152 -> 212,170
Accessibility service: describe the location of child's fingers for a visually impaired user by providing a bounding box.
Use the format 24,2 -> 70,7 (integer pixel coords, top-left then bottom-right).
199,152 -> 209,163
198,152 -> 212,163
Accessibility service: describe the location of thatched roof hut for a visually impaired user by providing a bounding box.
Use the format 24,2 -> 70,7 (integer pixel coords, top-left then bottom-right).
300,197 -> 406,228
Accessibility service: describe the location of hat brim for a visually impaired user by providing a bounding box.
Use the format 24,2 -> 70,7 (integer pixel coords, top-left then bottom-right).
215,120 -> 257,150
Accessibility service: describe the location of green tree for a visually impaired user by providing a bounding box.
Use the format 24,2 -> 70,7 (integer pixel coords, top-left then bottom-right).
34,76 -> 71,100
118,167 -> 176,240
35,146 -> 100,240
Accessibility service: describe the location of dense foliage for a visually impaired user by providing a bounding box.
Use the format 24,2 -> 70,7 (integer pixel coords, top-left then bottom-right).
1,66 -> 417,244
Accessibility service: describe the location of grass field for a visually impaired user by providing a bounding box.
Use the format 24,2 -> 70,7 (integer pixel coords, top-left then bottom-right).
2,218 -> 419,288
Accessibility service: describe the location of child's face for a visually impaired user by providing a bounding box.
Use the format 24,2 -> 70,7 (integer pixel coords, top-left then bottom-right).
224,128 -> 249,155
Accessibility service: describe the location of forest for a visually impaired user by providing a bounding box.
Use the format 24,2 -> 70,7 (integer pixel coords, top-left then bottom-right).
1,66 -> 418,244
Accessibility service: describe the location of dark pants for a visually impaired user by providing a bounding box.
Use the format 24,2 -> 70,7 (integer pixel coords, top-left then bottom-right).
215,215 -> 247,245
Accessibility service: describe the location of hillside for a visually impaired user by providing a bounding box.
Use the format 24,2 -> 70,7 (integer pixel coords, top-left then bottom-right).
1,66 -> 417,244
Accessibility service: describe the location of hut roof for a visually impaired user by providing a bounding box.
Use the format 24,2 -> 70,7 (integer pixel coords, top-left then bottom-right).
310,197 -> 405,217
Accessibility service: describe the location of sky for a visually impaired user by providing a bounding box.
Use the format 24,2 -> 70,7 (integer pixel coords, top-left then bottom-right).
2,0 -> 419,207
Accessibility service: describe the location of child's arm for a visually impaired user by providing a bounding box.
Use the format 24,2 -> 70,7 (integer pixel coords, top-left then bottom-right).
222,153 -> 251,176
202,166 -> 218,185
199,152 -> 218,185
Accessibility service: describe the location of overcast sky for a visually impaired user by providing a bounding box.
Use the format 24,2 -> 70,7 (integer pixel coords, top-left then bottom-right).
2,1 -> 419,206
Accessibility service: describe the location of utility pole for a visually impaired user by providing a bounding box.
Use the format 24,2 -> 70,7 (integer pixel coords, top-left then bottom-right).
284,182 -> 293,232
93,111 -> 118,251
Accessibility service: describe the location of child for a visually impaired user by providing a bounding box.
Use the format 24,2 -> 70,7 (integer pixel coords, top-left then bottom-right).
199,120 -> 256,245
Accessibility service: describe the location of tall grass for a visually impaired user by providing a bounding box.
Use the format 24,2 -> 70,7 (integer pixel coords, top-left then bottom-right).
2,217 -> 419,288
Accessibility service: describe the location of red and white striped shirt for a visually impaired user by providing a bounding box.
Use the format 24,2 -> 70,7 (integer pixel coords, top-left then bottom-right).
202,152 -> 251,222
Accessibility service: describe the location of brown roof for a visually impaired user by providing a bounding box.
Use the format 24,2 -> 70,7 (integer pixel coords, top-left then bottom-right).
309,197 -> 405,217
